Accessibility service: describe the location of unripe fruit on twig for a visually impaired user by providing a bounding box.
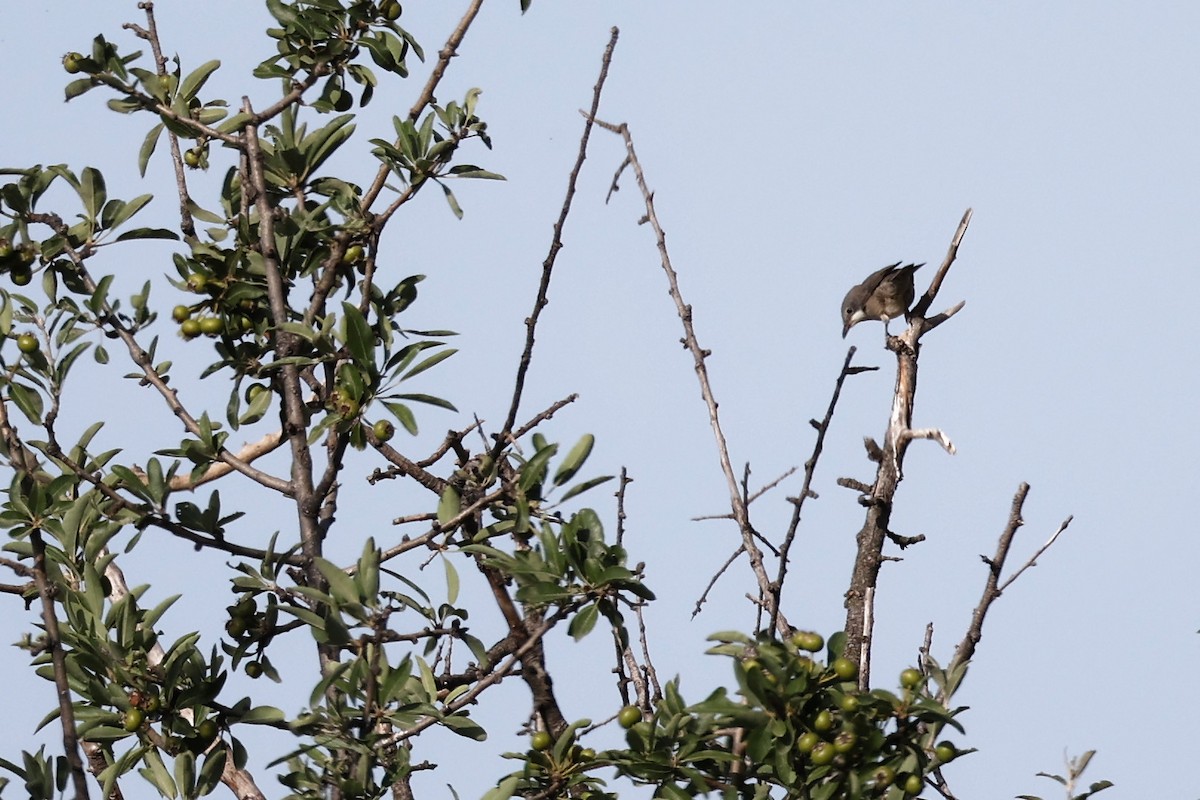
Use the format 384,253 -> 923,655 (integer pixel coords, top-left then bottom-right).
617,706 -> 640,729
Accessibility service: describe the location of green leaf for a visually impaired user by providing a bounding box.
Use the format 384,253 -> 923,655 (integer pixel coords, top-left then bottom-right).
441,713 -> 487,741
173,750 -> 195,800
382,400 -> 417,435
138,123 -> 164,177
237,706 -> 286,725
140,748 -> 177,799
558,475 -> 613,503
196,748 -> 226,796
402,347 -> 456,380
439,181 -> 463,219
79,167 -> 107,222
315,557 -> 360,606
340,301 -> 374,369
552,433 -> 594,486
442,556 -> 459,605
568,602 -> 599,640
114,227 -> 178,241
7,383 -> 44,424
65,78 -> 98,101
482,775 -> 520,800
446,165 -> 505,180
179,59 -> 221,101
437,485 -> 460,527
103,193 -> 153,230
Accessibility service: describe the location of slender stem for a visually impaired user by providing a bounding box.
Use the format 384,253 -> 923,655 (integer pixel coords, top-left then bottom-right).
30,528 -> 92,800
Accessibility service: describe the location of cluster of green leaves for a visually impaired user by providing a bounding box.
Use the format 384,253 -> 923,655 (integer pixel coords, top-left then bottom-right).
0,481 -> 258,800
489,632 -> 965,800
1018,750 -> 1113,800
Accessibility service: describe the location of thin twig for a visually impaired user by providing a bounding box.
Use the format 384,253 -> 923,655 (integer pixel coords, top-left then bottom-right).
493,29 -> 620,456
597,116 -> 777,634
769,347 -> 859,635
947,484 -> 1073,685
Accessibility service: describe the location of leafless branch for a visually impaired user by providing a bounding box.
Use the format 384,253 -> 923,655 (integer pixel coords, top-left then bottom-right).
493,28 -> 620,455
596,116 -> 778,636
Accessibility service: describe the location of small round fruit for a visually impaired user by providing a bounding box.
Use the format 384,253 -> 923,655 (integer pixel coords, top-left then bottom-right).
617,705 -> 640,729
372,419 -> 395,443
811,709 -> 833,732
142,694 -> 161,715
10,265 -> 32,286
122,708 -> 145,732
578,747 -> 595,761
180,318 -> 202,338
199,316 -> 224,335
172,304 -> 192,323
196,719 -> 218,743
0,240 -> 11,259
901,773 -> 923,794
831,657 -> 858,681
330,386 -> 360,418
899,668 -> 922,689
838,694 -> 859,714
833,729 -> 856,754
791,630 -> 824,652
341,244 -> 365,266
183,148 -> 202,168
63,52 -> 85,74
935,741 -> 957,763
809,741 -> 835,766
16,333 -> 39,354
530,731 -> 552,751
333,91 -> 353,112
17,244 -> 37,265
380,0 -> 402,20
796,731 -> 819,754
185,273 -> 208,293
245,661 -> 263,679
870,766 -> 895,789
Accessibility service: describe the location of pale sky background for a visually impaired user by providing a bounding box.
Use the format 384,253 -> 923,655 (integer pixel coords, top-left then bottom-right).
2,2 -> 1198,799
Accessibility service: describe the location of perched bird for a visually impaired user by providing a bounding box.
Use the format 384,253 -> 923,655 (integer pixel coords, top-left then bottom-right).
840,262 -> 923,338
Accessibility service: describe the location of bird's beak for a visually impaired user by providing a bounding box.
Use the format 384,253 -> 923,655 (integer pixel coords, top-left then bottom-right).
842,322 -> 851,339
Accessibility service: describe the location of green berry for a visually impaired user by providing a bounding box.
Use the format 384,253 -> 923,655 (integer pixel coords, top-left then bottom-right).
617,705 -> 640,729
831,657 -> 858,681
180,318 -> 202,338
372,419 -> 395,442
899,668 -> 922,689
530,730 -> 552,751
16,333 -> 38,354
198,316 -> 224,335
809,741 -> 834,766
122,708 -> 145,732
10,265 -> 32,286
791,630 -> 824,652
935,741 -> 957,763
63,52 -> 85,74
172,304 -> 192,323
380,0 -> 402,20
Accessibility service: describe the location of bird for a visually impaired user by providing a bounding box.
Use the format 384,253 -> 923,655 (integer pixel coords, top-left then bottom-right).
840,262 -> 923,338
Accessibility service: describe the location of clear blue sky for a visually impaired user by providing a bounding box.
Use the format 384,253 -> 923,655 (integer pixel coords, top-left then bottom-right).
2,2 -> 1197,798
